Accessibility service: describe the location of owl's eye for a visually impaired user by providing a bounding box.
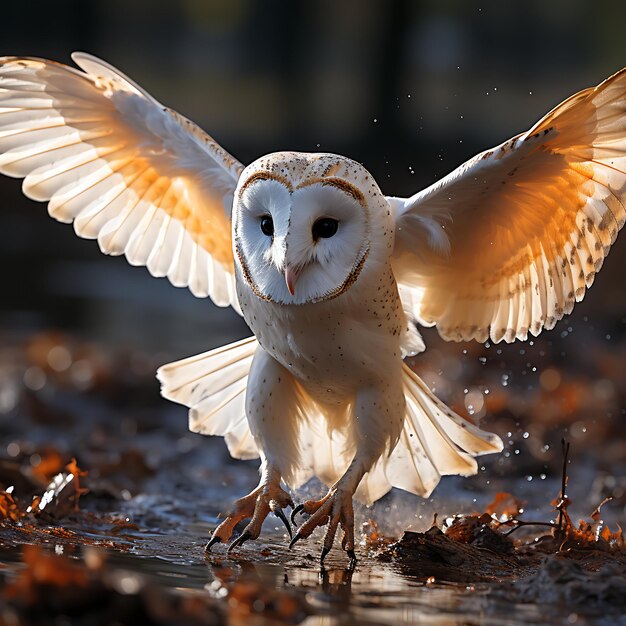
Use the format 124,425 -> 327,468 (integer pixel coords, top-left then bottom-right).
312,218 -> 339,240
260,215 -> 274,237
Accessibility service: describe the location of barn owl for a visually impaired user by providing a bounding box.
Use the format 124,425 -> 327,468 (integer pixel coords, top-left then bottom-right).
1,54 -> 625,565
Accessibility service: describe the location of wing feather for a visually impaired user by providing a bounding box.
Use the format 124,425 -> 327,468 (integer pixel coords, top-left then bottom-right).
391,68 -> 626,342
0,53 -> 244,310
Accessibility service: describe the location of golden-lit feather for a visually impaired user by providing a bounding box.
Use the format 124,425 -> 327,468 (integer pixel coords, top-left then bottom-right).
0,53 -> 242,307
391,68 -> 626,343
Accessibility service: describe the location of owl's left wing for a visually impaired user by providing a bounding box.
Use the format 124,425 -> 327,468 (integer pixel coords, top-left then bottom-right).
389,67 -> 626,343
0,53 -> 243,310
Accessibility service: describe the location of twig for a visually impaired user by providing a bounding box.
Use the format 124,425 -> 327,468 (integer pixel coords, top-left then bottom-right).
556,438 -> 570,534
499,520 -> 556,537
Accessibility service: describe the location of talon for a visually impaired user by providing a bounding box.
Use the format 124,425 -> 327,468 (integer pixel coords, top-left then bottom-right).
227,531 -> 252,553
274,507 -> 293,539
290,503 -> 306,525
205,535 -> 222,552
347,549 -> 357,569
320,545 -> 330,565
286,489 -> 355,561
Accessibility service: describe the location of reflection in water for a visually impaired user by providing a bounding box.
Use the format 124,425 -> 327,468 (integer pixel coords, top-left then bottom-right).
201,551 -> 553,626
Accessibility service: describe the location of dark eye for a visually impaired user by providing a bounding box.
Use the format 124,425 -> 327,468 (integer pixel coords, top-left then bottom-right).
260,215 -> 274,237
312,217 -> 339,240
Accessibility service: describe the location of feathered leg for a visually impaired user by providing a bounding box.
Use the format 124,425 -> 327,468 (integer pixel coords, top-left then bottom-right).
291,379 -> 405,565
210,348 -> 303,552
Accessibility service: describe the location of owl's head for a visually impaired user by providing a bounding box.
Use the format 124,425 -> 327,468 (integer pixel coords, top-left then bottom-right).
233,152 -> 390,305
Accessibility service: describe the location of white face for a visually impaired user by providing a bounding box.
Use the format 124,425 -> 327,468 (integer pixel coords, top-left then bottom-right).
234,174 -> 371,305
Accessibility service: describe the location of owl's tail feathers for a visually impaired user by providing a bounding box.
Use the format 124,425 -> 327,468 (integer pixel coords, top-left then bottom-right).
382,364 -> 503,499
156,336 -> 260,460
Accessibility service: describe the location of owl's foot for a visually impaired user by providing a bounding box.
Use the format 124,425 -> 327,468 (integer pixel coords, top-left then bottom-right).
290,488 -> 356,567
205,482 -> 294,552
290,491 -> 333,524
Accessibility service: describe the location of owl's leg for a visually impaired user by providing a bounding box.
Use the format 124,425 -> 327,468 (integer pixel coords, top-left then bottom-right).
205,461 -> 294,551
291,382 -> 405,566
207,348 -> 302,552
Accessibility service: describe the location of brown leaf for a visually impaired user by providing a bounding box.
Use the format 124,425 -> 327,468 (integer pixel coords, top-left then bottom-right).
29,447 -> 68,485
0,489 -> 22,522
485,492 -> 525,522
360,519 -> 394,549
65,458 -> 89,511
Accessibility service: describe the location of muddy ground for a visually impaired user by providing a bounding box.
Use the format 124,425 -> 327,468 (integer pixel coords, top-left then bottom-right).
0,325 -> 625,626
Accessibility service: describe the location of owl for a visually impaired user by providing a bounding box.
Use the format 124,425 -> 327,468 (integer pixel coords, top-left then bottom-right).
1,53 -> 625,565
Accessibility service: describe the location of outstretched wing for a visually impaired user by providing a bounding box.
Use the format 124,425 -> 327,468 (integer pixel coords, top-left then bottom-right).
390,68 -> 626,343
0,52 -> 244,310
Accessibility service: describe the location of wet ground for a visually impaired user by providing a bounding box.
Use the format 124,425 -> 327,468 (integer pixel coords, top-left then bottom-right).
0,326 -> 625,625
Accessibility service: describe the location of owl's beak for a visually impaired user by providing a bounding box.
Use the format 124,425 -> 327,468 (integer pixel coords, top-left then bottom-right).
284,265 -> 301,296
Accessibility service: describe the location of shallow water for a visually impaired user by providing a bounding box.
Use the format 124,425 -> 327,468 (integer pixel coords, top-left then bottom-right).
0,518 -> 609,626
2,470 -> 622,626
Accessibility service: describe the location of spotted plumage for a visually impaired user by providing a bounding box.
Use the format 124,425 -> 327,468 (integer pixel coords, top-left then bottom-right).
1,53 -> 625,563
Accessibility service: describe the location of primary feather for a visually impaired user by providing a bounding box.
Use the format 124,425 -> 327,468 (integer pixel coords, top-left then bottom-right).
0,53 -> 242,308
391,68 -> 626,344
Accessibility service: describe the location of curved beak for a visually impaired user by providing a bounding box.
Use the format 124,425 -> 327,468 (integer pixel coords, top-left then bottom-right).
284,265 -> 302,296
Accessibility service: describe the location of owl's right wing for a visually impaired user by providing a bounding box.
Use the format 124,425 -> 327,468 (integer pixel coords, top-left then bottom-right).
0,52 -> 243,311
389,67 -> 626,343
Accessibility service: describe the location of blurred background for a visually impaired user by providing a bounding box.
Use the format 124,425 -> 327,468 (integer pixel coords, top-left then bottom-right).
0,0 -> 625,524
